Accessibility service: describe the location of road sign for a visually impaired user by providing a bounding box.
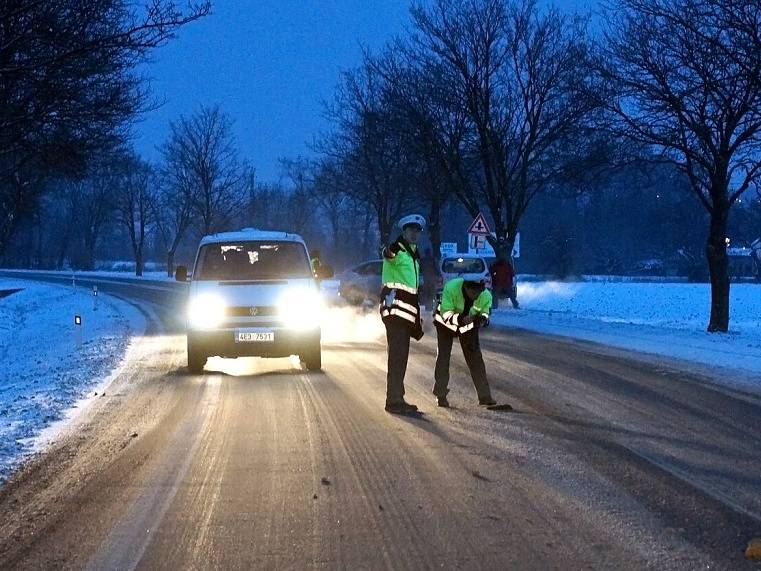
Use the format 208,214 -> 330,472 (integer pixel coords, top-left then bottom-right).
468,234 -> 495,257
440,242 -> 457,257
467,212 -> 491,236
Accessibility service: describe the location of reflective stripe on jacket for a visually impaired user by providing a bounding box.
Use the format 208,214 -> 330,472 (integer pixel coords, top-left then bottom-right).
434,278 -> 492,336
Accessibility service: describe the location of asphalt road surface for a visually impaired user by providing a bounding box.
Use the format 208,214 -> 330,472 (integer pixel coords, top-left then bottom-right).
1,272 -> 760,570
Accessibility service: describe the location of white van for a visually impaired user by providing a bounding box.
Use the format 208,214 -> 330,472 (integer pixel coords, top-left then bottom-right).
181,229 -> 323,373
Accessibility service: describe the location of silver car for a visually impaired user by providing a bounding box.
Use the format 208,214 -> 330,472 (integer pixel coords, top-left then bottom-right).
337,259 -> 383,305
338,258 -> 426,305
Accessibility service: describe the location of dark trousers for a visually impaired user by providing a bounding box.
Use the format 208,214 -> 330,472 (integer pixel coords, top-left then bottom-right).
493,285 -> 519,309
433,327 -> 492,401
385,319 -> 411,404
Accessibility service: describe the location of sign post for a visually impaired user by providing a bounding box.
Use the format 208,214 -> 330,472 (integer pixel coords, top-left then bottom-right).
467,213 -> 494,256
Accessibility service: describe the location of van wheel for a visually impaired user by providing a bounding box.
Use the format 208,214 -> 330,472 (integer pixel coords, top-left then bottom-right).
188,340 -> 207,374
301,343 -> 322,371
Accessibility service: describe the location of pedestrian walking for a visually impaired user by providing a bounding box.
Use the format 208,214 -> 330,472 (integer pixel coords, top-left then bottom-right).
490,257 -> 519,309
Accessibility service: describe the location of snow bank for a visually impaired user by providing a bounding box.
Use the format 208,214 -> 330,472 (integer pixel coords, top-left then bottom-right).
0,279 -> 146,480
491,281 -> 761,386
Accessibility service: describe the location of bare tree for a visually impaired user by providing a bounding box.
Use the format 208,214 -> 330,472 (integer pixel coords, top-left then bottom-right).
65,163 -> 119,270
310,158 -> 351,250
279,157 -> 320,235
598,0 -> 761,332
154,164 -> 194,277
0,0 -> 211,256
408,0 -> 598,260
116,157 -> 154,276
323,64 -> 414,246
162,106 -> 249,236
367,47 -> 455,259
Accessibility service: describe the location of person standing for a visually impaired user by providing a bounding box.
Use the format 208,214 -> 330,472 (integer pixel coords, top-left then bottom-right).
310,249 -> 322,277
432,277 -> 496,407
490,257 -> 519,309
380,214 -> 426,414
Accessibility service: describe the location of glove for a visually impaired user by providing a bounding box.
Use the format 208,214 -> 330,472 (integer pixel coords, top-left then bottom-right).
382,240 -> 402,259
473,315 -> 488,328
388,240 -> 403,255
461,314 -> 475,326
411,316 -> 424,340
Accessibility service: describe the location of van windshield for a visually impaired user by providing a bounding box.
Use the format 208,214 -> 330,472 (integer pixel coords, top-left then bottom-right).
195,241 -> 313,281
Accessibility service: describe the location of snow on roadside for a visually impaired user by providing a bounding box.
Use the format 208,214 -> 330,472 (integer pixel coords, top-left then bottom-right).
491,281 -> 761,388
0,279 -> 146,481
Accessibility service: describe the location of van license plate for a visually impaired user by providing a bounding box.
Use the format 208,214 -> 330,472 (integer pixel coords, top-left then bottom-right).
235,331 -> 274,343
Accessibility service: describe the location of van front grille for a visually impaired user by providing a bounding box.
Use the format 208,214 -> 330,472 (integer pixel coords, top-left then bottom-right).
226,306 -> 278,318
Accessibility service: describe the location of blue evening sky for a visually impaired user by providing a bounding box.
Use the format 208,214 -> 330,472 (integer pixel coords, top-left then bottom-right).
134,1 -> 591,182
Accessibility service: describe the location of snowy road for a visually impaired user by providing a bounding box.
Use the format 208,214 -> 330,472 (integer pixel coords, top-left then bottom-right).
0,273 -> 760,569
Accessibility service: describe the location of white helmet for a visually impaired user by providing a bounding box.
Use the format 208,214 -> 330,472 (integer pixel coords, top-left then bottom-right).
398,213 -> 426,231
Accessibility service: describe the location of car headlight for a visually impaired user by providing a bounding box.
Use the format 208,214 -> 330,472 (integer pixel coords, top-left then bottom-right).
187,294 -> 226,330
278,287 -> 324,330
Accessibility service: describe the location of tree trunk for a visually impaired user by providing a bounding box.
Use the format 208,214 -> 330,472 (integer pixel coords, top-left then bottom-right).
56,228 -> 71,270
0,208 -> 21,259
428,200 -> 442,261
167,249 -> 176,277
361,209 -> 373,258
706,201 -> 730,332
83,232 -> 97,271
378,208 -> 393,248
135,248 -> 144,277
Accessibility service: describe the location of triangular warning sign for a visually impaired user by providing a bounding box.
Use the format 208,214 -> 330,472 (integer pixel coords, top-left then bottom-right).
467,212 -> 491,236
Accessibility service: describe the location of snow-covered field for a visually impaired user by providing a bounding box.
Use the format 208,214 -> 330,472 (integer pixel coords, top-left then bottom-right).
491,281 -> 761,387
0,279 -> 145,480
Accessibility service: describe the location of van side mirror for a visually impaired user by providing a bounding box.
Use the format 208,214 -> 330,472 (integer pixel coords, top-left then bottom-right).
315,265 -> 334,279
175,265 -> 188,282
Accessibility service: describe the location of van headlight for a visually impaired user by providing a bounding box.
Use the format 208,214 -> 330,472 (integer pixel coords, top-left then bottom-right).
187,294 -> 226,330
279,288 -> 324,330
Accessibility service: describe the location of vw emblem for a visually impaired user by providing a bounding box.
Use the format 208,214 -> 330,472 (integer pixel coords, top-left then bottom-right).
249,306 -> 259,316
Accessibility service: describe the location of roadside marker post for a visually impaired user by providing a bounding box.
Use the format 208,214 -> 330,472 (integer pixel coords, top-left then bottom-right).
74,314 -> 82,348
93,285 -> 98,311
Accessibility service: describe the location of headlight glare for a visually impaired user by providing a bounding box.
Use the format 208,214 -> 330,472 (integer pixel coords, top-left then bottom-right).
188,294 -> 226,329
279,288 -> 324,330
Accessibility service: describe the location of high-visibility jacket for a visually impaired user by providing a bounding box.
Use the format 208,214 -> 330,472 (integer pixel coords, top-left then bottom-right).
379,236 -> 421,334
434,277 -> 492,335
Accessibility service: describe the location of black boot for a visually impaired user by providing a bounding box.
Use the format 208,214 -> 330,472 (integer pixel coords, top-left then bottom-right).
437,396 -> 450,407
385,400 -> 419,414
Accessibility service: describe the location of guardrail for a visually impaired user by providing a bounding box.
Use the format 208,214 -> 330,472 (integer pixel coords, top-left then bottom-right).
0,269 -> 188,290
